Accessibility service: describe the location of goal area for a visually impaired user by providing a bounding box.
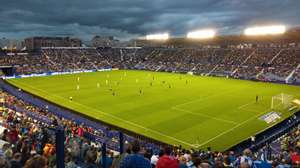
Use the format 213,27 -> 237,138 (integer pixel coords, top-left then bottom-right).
271,93 -> 294,111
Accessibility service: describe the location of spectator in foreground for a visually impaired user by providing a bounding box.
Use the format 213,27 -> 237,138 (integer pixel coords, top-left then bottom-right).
111,147 -> 131,168
10,152 -> 22,168
178,156 -> 188,168
82,148 -> 97,168
24,155 -> 48,168
240,149 -> 253,167
156,146 -> 179,168
0,156 -> 9,168
65,151 -> 78,168
120,140 -> 151,168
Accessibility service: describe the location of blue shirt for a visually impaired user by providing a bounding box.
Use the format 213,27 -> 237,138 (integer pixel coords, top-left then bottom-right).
179,163 -> 188,168
100,156 -> 113,168
120,153 -> 151,168
253,160 -> 272,168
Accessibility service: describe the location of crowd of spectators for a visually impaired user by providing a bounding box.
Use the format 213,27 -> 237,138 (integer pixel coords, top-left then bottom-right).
1,46 -> 299,83
0,90 -> 111,168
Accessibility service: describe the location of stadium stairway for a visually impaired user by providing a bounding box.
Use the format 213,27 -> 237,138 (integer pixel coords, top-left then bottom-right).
268,49 -> 284,64
231,49 -> 256,76
286,63 -> 300,83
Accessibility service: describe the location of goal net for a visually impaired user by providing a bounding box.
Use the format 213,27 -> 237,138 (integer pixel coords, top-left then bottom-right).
271,93 -> 294,111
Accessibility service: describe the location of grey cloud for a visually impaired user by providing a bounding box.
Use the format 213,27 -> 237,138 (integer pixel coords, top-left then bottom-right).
0,0 -> 299,41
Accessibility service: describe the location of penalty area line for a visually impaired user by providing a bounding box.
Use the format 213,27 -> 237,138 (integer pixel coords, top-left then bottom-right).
237,101 -> 257,110
197,106 -> 275,148
172,107 -> 238,125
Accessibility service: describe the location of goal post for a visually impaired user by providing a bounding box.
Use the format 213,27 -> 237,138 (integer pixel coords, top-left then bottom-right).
271,93 -> 294,110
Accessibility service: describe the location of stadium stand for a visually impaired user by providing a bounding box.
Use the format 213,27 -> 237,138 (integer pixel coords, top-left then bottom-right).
1,45 -> 300,84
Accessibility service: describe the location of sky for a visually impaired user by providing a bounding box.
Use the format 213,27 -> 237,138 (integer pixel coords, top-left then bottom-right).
0,0 -> 299,41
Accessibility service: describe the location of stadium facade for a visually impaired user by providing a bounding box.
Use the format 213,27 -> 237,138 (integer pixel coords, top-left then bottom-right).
23,36 -> 82,51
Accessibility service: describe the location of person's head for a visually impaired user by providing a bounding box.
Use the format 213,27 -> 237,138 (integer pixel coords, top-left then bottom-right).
0,157 -> 9,168
24,155 -> 48,168
163,146 -> 172,156
158,149 -> 164,157
125,146 -> 131,154
199,162 -> 211,168
10,125 -> 16,131
193,157 -> 202,167
223,155 -> 231,166
2,143 -> 10,151
214,160 -> 223,168
85,149 -> 97,164
243,148 -> 252,157
4,147 -> 13,159
131,140 -> 140,154
65,150 -> 71,162
239,162 -> 250,168
12,152 -> 22,162
179,156 -> 187,164
3,129 -> 8,135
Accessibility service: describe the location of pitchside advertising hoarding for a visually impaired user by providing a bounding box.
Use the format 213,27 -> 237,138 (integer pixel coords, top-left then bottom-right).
1,68 -> 115,79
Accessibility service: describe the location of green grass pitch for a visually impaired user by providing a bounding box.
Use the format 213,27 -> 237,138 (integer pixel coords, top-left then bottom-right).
7,70 -> 300,151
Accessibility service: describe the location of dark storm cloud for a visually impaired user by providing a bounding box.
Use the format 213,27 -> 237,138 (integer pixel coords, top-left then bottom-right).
0,0 -> 299,40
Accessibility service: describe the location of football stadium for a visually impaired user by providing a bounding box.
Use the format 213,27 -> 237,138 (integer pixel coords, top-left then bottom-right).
1,1 -> 300,168
5,70 -> 300,151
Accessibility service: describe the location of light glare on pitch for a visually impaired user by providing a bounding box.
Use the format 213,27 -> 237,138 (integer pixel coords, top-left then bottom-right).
244,25 -> 286,36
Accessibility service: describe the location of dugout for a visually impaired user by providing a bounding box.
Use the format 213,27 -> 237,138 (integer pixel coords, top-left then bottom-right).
0,66 -> 15,76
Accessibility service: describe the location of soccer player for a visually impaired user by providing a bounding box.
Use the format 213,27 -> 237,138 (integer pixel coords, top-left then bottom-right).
112,91 -> 116,96
169,84 -> 171,89
256,95 -> 259,103
76,85 -> 80,90
69,96 -> 73,101
97,83 -> 100,88
139,89 -> 142,95
77,77 -> 80,82
106,80 -> 108,85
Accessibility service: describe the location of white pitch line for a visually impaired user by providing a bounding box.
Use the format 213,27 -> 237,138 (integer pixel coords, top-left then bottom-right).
238,101 -> 257,110
11,81 -> 198,148
196,105 -> 276,148
239,108 -> 262,113
172,107 -> 238,125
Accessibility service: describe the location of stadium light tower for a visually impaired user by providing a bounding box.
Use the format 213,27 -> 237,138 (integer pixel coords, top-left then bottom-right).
186,29 -> 216,39
244,25 -> 286,36
146,33 -> 169,40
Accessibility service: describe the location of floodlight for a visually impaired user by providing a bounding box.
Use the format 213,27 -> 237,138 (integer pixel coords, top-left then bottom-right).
244,25 -> 286,36
146,33 -> 169,40
187,29 -> 216,39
